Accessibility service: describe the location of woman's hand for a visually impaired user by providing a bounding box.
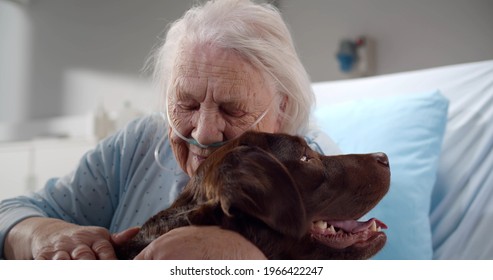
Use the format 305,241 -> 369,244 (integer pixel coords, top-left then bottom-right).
4,217 -> 139,260
134,225 -> 267,260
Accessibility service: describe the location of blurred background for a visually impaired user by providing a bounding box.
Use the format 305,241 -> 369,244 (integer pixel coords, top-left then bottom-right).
1,0 -> 493,134
0,0 -> 492,198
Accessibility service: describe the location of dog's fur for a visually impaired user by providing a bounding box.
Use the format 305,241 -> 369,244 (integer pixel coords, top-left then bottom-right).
116,131 -> 390,259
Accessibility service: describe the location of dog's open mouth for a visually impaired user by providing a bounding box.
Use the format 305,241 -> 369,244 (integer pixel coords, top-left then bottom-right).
309,218 -> 387,249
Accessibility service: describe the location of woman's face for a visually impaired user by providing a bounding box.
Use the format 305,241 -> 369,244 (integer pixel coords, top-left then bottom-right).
167,46 -> 284,176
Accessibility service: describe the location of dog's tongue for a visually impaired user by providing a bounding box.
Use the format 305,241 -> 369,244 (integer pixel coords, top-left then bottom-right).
326,218 -> 387,233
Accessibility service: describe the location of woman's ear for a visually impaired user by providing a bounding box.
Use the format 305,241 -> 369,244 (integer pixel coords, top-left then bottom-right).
279,94 -> 288,113
276,95 -> 288,131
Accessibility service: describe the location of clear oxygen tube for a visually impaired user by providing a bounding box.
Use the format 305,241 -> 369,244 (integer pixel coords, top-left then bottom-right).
154,94 -> 275,172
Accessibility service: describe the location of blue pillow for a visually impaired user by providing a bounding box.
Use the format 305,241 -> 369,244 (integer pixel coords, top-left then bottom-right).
313,91 -> 449,259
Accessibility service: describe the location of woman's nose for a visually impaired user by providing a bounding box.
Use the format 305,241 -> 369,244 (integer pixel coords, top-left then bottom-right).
191,110 -> 225,146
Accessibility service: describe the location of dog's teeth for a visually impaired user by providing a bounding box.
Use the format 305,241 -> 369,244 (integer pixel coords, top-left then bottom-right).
370,220 -> 377,232
327,225 -> 336,234
314,220 -> 328,229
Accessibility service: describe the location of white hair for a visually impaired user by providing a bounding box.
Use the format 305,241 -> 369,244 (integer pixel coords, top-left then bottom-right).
150,0 -> 314,134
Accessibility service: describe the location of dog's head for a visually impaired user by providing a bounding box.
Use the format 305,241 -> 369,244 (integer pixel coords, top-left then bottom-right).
189,131 -> 390,259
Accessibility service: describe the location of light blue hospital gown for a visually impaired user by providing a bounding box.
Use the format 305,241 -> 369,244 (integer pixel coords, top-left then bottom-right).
0,113 -> 340,258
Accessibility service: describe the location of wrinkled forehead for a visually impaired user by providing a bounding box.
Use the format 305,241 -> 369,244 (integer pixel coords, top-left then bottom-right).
172,45 -> 263,84
174,60 -> 251,85
168,47 -> 276,107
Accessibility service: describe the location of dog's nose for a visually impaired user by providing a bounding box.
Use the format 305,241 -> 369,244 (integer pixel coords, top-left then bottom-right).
373,152 -> 389,167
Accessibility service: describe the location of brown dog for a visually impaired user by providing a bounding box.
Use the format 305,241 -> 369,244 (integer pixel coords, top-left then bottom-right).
116,131 -> 390,259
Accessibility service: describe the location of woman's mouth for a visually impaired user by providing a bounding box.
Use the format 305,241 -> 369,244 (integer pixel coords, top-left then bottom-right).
190,149 -> 212,166
189,146 -> 217,171
194,154 -> 207,164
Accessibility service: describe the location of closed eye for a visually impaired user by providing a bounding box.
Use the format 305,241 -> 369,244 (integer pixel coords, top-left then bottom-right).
177,100 -> 200,111
221,106 -> 246,118
220,103 -> 247,118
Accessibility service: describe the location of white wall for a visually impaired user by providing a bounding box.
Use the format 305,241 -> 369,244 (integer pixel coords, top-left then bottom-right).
280,0 -> 493,81
0,0 -> 492,136
0,1 -> 31,123
0,0 -> 195,126
25,0 -> 194,120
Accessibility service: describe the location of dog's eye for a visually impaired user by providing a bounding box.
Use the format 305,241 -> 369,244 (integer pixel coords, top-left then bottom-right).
300,155 -> 308,162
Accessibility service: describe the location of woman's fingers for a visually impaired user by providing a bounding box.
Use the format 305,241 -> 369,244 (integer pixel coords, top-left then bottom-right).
111,226 -> 140,246
35,249 -> 73,260
35,242 -> 116,260
71,244 -> 97,260
92,239 -> 117,260
53,250 -> 71,260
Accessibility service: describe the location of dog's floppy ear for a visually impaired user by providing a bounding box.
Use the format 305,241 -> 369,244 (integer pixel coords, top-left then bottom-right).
205,146 -> 307,239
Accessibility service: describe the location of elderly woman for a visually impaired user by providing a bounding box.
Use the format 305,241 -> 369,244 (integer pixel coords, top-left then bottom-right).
0,0 -> 339,259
